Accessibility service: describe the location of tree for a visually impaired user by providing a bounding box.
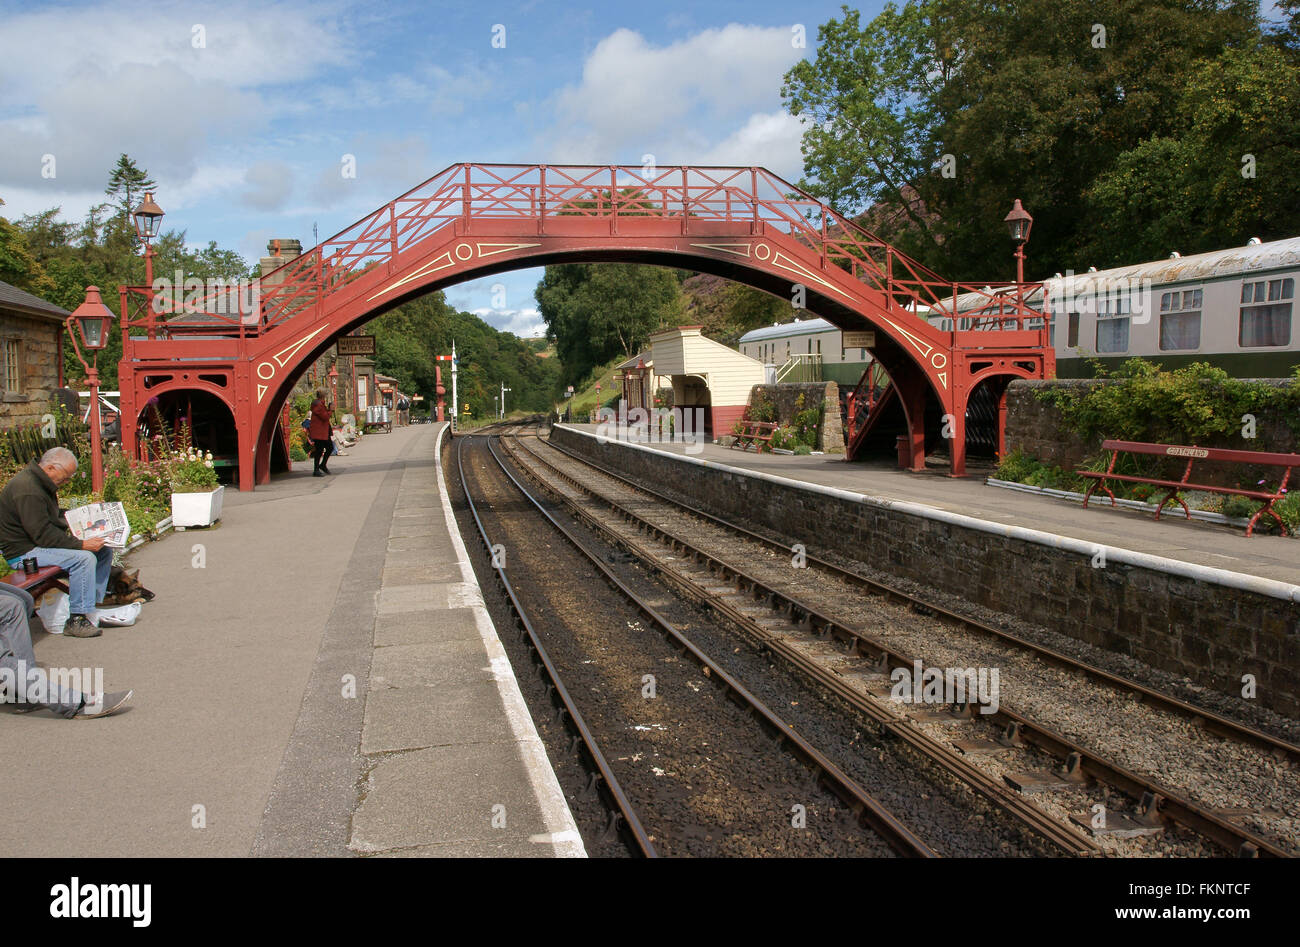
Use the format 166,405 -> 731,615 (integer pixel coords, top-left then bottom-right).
536,263 -> 684,387
782,1 -> 1267,280
1086,44 -> 1300,261
104,154 -> 156,223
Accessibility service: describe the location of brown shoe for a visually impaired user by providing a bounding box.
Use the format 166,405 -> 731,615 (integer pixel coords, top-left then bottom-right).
64,615 -> 102,638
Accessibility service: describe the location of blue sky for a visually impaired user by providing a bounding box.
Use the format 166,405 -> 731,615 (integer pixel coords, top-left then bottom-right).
0,0 -> 883,337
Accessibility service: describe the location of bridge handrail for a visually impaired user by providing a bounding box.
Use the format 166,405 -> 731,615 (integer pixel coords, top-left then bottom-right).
116,164 -> 1047,350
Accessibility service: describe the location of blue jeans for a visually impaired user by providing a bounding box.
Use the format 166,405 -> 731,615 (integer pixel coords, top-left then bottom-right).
10,546 -> 114,615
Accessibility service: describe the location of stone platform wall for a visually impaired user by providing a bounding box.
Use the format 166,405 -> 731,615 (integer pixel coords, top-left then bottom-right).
552,424 -> 1300,718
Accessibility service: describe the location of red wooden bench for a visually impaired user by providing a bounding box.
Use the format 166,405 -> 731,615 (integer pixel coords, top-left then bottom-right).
1078,439 -> 1299,537
1,564 -> 69,599
730,421 -> 778,451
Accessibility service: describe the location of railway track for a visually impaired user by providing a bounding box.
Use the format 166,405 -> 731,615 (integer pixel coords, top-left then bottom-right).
502,426 -> 1297,858
454,431 -> 936,858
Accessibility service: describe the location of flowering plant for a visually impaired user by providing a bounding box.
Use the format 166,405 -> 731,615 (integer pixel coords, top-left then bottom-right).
167,447 -> 219,494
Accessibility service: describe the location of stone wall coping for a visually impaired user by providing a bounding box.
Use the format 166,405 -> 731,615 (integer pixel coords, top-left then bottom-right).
557,424 -> 1300,605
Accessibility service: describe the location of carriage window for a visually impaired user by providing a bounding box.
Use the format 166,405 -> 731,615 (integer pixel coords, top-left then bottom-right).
1159,291 -> 1202,350
1096,315 -> 1129,353
1160,312 -> 1201,350
1240,279 -> 1293,347
1067,312 -> 1080,348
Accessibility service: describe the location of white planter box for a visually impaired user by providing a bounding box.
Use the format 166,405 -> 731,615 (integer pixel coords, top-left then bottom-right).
170,486 -> 224,527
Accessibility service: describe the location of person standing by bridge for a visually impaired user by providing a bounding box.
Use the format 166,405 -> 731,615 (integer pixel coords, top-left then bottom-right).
309,389 -> 334,477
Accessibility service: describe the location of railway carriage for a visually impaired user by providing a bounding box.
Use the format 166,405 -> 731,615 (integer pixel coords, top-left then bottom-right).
739,236 -> 1299,383
929,236 -> 1300,378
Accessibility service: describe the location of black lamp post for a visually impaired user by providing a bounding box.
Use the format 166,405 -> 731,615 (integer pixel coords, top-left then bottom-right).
67,286 -> 113,494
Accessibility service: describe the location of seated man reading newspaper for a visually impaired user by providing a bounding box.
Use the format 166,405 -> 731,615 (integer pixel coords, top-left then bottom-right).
0,447 -> 117,638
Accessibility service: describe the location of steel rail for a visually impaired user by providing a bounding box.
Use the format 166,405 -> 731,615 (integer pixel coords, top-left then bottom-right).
537,431 -> 1300,765
481,433 -> 937,858
504,432 -> 1094,855
514,431 -> 1293,857
455,433 -> 658,858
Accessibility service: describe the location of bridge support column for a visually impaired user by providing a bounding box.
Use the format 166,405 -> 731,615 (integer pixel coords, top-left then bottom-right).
947,399 -> 967,477
894,372 -> 928,472
237,424 -> 255,492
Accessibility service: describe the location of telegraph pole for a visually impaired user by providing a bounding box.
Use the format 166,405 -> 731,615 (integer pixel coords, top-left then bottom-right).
451,340 -> 458,434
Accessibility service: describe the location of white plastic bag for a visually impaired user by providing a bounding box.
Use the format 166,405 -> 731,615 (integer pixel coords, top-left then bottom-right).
36,590 -> 70,634
95,602 -> 141,627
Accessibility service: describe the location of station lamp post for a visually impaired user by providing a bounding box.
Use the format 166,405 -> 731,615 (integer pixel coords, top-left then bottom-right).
1004,199 -> 1033,284
132,191 -> 165,289
1004,198 -> 1034,327
66,287 -> 114,494
328,363 -> 338,406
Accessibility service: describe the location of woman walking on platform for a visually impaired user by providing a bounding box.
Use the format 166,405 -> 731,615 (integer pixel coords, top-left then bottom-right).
309,389 -> 334,477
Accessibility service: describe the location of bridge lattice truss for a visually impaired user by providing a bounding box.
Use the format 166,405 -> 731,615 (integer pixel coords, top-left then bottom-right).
117,164 -> 1055,488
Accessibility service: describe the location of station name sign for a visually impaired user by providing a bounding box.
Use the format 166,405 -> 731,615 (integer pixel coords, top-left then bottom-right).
336,335 -> 376,356
841,330 -> 876,348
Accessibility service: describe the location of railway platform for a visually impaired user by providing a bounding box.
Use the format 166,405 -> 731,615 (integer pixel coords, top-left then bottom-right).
562,424 -> 1300,587
1,422 -> 582,858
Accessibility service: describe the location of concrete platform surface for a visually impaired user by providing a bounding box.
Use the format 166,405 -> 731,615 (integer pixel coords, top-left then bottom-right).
1,422 -> 582,858
562,424 -> 1300,587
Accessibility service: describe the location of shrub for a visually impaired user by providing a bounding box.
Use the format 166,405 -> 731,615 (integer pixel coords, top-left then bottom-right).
289,444 -> 309,462
1273,492 -> 1300,531
792,444 -> 812,456
770,425 -> 800,451
167,447 -> 219,494
1222,495 -> 1260,520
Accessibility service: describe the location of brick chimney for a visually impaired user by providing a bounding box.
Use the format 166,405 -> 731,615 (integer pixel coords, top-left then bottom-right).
259,238 -> 304,281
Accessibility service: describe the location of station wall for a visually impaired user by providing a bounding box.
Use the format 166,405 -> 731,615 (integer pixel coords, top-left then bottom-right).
551,423 -> 1300,719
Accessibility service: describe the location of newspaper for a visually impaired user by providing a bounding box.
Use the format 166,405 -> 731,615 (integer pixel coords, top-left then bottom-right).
64,501 -> 130,548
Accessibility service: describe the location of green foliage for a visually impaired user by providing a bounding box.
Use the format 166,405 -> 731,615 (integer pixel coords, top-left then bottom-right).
770,425 -> 800,451
747,392 -> 778,424
537,263 -> 685,388
790,393 -> 823,448
289,444 -> 309,462
1273,492 -> 1300,531
1222,495 -> 1260,520
782,1 -> 1289,279
369,291 -> 561,418
792,444 -> 813,456
994,448 -> 1086,491
166,445 -> 219,494
1036,359 -> 1300,449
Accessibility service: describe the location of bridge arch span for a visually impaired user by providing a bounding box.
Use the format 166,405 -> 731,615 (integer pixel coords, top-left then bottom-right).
118,164 -> 1053,489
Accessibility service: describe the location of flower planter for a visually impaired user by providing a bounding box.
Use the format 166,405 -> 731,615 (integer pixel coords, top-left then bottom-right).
170,486 -> 224,527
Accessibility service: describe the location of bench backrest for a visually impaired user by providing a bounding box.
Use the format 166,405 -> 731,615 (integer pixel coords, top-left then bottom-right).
1101,440 -> 1300,468
740,421 -> 778,432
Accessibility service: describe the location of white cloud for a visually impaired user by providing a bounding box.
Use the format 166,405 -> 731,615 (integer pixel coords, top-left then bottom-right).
0,61 -> 264,193
239,161 -> 295,210
472,307 -> 545,338
546,24 -> 804,163
0,1 -> 356,101
696,111 -> 806,180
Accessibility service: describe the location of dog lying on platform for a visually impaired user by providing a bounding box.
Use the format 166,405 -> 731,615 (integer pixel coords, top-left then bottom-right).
99,566 -> 156,607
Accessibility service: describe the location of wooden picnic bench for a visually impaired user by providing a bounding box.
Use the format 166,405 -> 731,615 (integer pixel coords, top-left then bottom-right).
1078,439 -> 1300,537
1,564 -> 69,599
730,421 -> 778,451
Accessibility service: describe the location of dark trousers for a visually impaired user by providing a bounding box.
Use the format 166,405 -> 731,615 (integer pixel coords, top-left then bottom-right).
312,438 -> 331,472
